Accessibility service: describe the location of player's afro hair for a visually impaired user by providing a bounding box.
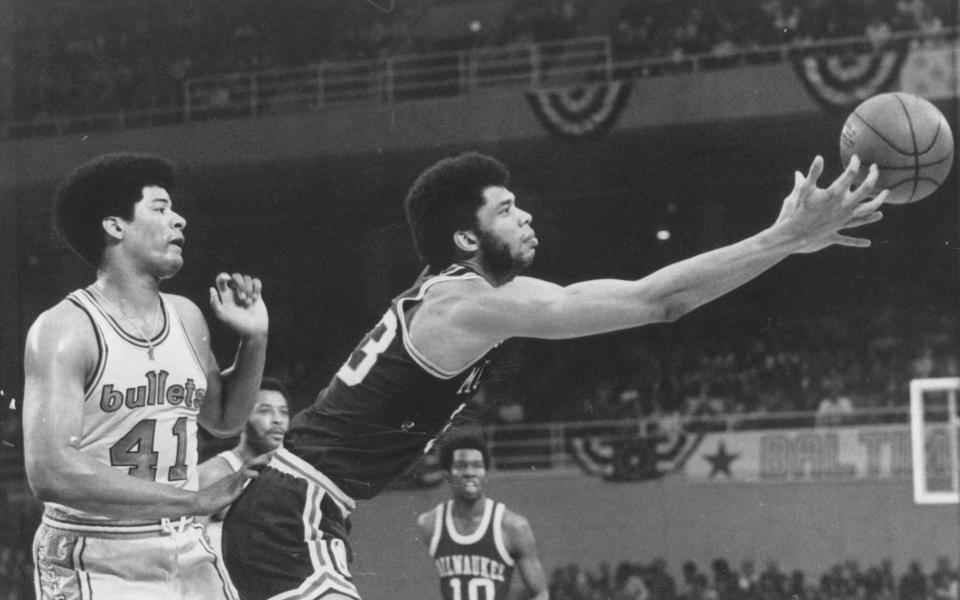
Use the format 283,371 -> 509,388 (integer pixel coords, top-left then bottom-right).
260,376 -> 292,404
439,434 -> 490,471
403,152 -> 509,272
53,152 -> 176,267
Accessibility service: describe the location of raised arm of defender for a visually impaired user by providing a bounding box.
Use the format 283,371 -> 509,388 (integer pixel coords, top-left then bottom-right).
411,156 -> 884,368
183,272 -> 269,437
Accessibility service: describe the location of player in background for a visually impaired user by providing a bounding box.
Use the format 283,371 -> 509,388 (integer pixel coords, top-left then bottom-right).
22,153 -> 269,600
199,376 -> 291,546
417,435 -> 548,600
223,151 -> 886,600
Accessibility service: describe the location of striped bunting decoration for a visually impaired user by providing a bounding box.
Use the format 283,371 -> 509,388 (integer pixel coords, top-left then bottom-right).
525,80 -> 632,140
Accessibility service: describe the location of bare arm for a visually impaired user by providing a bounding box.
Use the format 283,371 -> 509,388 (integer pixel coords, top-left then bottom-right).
22,304 -> 261,519
197,454 -> 235,522
446,156 -> 885,344
503,511 -> 549,600
176,273 -> 268,437
415,508 -> 439,549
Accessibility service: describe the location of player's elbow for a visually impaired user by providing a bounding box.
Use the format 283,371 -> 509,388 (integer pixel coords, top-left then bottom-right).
201,420 -> 244,439
198,407 -> 245,438
25,438 -> 91,503
632,281 -> 694,324
661,300 -> 692,323
26,456 -> 70,503
646,297 -> 692,324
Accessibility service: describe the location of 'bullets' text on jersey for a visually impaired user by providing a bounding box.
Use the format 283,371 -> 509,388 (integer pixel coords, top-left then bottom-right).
53,289 -> 207,520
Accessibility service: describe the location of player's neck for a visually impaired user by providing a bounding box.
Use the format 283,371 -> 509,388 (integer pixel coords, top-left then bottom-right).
237,437 -> 277,462
92,268 -> 162,317
451,495 -> 486,519
234,443 -> 258,463
454,258 -> 516,287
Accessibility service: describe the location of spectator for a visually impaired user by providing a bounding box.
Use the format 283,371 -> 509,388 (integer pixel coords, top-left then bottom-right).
758,560 -> 788,599
815,378 -> 854,427
930,556 -> 957,600
739,559 -> 761,599
898,561 -> 927,600
647,557 -> 679,600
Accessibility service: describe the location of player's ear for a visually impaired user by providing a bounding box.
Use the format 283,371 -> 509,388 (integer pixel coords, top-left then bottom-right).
102,216 -> 125,241
453,230 -> 478,253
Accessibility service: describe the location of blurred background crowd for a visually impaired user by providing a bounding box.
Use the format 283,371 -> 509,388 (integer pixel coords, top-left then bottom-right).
486,301 -> 959,426
547,556 -> 957,600
8,0 -> 954,122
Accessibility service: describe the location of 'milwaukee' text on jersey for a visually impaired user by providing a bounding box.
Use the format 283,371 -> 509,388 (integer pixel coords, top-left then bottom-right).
429,499 -> 516,600
434,554 -> 509,582
285,265 -> 502,500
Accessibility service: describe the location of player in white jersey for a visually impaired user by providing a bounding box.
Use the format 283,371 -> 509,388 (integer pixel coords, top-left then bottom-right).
199,377 -> 291,553
22,153 -> 270,600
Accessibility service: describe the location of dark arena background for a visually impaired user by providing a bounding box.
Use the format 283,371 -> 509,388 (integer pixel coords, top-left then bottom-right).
1,1 -> 960,599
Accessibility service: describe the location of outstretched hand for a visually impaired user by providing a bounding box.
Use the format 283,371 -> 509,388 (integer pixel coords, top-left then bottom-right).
193,452 -> 272,516
209,272 -> 269,338
775,155 -> 887,254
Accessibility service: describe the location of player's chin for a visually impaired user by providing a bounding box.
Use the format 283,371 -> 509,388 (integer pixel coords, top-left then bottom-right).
518,248 -> 536,267
156,257 -> 184,279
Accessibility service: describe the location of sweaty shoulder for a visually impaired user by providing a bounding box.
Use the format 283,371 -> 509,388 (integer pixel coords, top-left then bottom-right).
416,275 -> 493,318
500,507 -> 536,554
408,276 -> 499,371
25,299 -> 99,370
415,505 -> 441,542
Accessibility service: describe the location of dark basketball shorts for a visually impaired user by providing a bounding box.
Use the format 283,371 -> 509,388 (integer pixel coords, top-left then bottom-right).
223,448 -> 359,600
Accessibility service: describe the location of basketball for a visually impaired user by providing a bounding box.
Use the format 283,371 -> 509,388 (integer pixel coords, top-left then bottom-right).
839,92 -> 954,204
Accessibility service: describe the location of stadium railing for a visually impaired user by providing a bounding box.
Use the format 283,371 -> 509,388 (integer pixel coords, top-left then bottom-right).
1,407 -> 913,482
5,28 -> 956,140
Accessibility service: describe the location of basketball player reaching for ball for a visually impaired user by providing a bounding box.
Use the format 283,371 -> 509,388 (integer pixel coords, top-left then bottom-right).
416,435 -> 548,600
22,153 -> 270,600
223,152 -> 886,600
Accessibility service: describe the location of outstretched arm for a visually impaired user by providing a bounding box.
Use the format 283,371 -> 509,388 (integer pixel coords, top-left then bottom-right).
504,512 -> 549,600
179,273 -> 268,437
452,156 -> 885,342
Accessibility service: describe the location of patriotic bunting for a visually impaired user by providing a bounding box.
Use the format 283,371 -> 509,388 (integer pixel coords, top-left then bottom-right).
792,46 -> 908,110
525,81 -> 632,140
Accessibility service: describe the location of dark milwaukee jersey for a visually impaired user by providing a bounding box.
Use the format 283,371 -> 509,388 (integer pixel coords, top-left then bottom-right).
286,265 -> 500,500
429,499 -> 516,600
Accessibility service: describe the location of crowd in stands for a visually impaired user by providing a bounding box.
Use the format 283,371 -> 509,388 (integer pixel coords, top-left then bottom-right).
7,0 -> 955,122
550,556 -> 958,600
489,300 -> 959,425
611,0 -> 952,63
